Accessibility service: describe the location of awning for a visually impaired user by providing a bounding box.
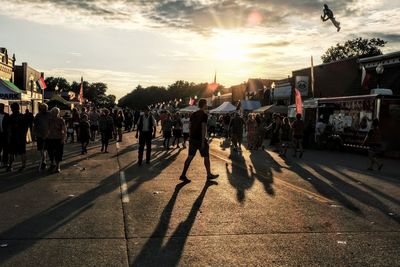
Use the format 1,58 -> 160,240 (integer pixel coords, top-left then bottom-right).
0,79 -> 23,100
240,100 -> 261,111
210,101 -> 236,114
254,104 -> 288,114
49,94 -> 70,105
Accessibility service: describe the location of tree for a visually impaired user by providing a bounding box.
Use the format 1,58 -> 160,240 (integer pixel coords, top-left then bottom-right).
44,77 -> 71,92
321,37 -> 387,63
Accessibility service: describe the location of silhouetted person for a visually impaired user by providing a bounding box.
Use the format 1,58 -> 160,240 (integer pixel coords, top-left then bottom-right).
80,114 -> 90,155
291,113 -> 305,158
363,118 -> 383,171
33,103 -> 50,170
136,107 -> 156,165
179,99 -> 219,182
99,109 -> 114,153
0,103 -> 9,168
25,108 -> 34,143
47,107 -> 67,173
7,103 -> 28,172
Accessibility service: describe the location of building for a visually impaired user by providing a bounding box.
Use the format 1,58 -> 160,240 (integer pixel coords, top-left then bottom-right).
0,47 -> 15,81
14,62 -> 44,114
358,51 -> 400,95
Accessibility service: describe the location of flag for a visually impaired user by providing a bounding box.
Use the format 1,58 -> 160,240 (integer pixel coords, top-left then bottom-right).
37,77 -> 47,91
311,56 -> 315,97
79,77 -> 84,105
361,65 -> 371,90
295,88 -> 302,115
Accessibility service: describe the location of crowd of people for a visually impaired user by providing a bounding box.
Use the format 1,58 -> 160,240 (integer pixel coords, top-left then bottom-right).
0,98 -> 383,175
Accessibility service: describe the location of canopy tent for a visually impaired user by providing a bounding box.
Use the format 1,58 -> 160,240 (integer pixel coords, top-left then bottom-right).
240,100 -> 261,111
0,79 -> 24,100
210,101 -> 236,114
180,105 -> 199,113
47,94 -> 71,110
254,104 -> 288,114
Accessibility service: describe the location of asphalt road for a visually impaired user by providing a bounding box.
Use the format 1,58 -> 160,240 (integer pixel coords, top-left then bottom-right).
0,131 -> 399,266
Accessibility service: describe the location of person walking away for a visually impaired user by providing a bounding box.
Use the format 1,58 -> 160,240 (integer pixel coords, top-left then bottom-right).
315,118 -> 326,149
362,118 -> 383,171
112,110 -> 118,140
64,112 -> 74,143
116,110 -> 125,142
161,113 -> 173,149
7,103 -> 28,172
0,103 -> 9,168
98,109 -> 114,153
291,113 -> 305,158
179,99 -> 219,182
182,114 -> 190,148
80,114 -> 91,154
280,117 -> 291,157
89,108 -> 100,141
246,113 -> 257,150
172,113 -> 183,148
47,107 -> 67,173
25,108 -> 34,144
229,112 -> 245,152
33,103 -> 50,170
71,108 -> 80,142
136,107 -> 156,165
254,114 -> 265,150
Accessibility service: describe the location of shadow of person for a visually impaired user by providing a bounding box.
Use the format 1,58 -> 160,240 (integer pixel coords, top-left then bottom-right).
225,148 -> 255,203
132,180 -> 215,266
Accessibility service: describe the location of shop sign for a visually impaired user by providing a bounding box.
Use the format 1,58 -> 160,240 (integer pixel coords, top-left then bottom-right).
295,76 -> 309,96
0,93 -> 20,100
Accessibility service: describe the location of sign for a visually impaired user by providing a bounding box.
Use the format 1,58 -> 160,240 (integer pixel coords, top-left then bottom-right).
295,76 -> 309,96
0,93 -> 20,100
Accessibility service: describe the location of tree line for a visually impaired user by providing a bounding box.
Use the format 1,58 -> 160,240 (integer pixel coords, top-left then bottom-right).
118,80 -> 224,109
44,77 -> 116,108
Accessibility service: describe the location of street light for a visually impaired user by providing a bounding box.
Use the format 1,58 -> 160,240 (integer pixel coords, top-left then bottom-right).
376,63 -> 384,89
194,95 -> 198,100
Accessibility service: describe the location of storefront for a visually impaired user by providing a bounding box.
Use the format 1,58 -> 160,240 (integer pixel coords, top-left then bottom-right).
0,79 -> 30,112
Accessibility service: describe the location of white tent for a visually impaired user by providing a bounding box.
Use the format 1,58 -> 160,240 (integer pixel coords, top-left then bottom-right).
210,101 -> 237,114
180,105 -> 199,113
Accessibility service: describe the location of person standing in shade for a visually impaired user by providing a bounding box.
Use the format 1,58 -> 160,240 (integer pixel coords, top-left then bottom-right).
363,118 -> 384,171
25,108 -> 34,144
33,103 -> 50,170
116,110 -> 125,142
136,107 -> 156,166
280,117 -> 291,157
98,109 -> 114,153
71,108 -> 80,142
79,114 -> 91,155
172,113 -> 183,148
179,99 -> 219,182
0,103 -> 9,168
161,113 -> 173,149
89,107 -> 100,141
291,113 -> 305,158
181,113 -> 190,148
7,103 -> 28,172
229,112 -> 246,152
46,107 -> 67,173
246,113 -> 257,150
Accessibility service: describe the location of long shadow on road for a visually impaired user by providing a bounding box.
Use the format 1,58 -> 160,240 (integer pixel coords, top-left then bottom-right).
132,180 -> 217,266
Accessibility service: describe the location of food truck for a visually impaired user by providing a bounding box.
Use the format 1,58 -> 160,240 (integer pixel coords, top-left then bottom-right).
288,92 -> 400,154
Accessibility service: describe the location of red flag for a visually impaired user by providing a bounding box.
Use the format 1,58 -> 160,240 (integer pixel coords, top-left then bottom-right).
295,88 -> 302,115
38,77 -> 47,90
79,77 -> 84,105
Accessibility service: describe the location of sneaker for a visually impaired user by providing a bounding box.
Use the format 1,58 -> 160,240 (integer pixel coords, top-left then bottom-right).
207,174 -> 219,180
179,176 -> 191,183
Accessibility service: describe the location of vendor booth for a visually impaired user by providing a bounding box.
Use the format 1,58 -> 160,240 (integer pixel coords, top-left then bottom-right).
254,104 -> 288,115
180,105 -> 199,113
210,101 -> 236,114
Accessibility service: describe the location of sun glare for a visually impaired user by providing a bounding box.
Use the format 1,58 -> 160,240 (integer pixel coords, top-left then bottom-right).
211,31 -> 251,61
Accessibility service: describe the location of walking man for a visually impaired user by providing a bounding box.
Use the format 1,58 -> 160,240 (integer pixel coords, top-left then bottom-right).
179,99 -> 219,182
136,107 -> 156,166
291,113 -> 305,158
33,103 -> 50,170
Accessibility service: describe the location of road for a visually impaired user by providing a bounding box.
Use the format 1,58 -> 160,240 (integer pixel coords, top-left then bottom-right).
0,131 -> 399,266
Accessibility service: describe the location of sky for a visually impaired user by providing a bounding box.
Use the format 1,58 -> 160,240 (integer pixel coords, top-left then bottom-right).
1,0 -> 399,99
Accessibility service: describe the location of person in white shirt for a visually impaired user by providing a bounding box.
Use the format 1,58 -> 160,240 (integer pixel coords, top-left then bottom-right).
181,114 -> 190,148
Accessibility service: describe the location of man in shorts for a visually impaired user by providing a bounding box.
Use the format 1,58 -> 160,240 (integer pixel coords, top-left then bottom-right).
179,99 -> 219,182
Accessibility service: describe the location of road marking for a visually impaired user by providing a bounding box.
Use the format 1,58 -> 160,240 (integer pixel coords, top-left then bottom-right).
120,171 -> 129,203
210,151 -> 332,204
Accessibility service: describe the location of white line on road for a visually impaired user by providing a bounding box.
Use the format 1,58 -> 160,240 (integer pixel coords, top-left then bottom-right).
120,171 -> 129,203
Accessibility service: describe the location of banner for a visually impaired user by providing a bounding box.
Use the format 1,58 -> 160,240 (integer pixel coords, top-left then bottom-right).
295,76 -> 309,96
295,88 -> 302,115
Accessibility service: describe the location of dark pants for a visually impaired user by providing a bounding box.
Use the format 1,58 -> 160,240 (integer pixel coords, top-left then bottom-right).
138,131 -> 152,163
0,132 -> 8,164
47,139 -> 64,163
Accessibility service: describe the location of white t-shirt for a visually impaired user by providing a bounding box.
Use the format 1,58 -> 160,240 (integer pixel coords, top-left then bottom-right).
182,118 -> 190,133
